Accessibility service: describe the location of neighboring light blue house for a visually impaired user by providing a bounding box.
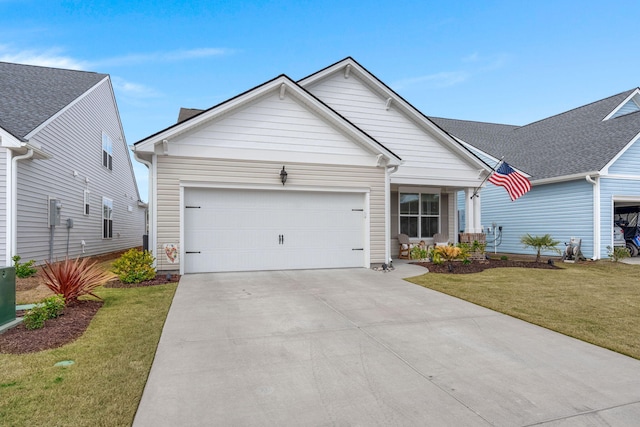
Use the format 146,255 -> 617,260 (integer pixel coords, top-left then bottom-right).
431,88 -> 640,259
0,61 -> 146,266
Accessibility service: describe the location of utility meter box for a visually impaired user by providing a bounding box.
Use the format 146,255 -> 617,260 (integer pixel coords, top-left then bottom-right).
0,267 -> 16,326
49,198 -> 62,227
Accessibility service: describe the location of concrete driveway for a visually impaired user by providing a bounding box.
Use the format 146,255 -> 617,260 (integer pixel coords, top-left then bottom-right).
134,263 -> 640,426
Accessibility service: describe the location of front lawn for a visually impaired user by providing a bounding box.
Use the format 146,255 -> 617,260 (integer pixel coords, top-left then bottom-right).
0,283 -> 177,426
407,261 -> 640,360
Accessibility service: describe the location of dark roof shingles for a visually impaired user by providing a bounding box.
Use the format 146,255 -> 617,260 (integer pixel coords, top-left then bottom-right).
0,62 -> 107,140
430,89 -> 640,180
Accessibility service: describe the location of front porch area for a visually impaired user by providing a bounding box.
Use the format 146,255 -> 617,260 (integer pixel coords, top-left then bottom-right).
390,186 -> 483,258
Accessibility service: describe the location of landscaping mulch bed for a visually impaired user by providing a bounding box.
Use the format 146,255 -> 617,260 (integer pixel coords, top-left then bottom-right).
1,300 -> 103,354
104,274 -> 180,288
413,258 -> 561,274
3,272 -> 180,355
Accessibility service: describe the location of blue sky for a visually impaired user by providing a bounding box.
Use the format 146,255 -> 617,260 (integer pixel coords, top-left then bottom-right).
3,0 -> 640,201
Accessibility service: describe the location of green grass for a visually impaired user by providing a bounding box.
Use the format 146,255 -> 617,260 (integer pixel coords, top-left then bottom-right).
407,261 -> 640,360
0,283 -> 177,427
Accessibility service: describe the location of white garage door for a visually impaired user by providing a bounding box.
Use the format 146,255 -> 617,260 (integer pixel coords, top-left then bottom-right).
183,188 -> 366,273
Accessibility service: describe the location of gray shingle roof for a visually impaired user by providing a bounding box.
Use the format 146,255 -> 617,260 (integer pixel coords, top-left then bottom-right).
0,62 -> 107,140
430,89 -> 640,181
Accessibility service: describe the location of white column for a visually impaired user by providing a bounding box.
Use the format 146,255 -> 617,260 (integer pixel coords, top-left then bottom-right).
384,167 -> 391,264
464,188 -> 474,233
473,190 -> 482,233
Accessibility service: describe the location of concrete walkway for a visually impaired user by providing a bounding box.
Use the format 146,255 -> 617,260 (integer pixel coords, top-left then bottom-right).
134,263 -> 640,426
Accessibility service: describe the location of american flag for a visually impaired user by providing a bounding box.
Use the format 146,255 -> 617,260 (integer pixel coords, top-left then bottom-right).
488,161 -> 531,201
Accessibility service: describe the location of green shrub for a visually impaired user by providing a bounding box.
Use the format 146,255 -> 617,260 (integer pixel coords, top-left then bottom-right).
12,255 -> 37,278
607,245 -> 630,262
471,240 -> 486,254
42,294 -> 65,318
112,249 -> 156,284
456,243 -> 471,262
430,251 -> 444,265
500,255 -> 509,261
520,233 -> 561,262
23,306 -> 47,330
23,295 -> 65,330
410,245 -> 428,260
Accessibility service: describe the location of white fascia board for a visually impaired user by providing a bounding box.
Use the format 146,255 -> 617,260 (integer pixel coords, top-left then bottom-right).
104,76 -> 143,202
136,75 -> 401,166
602,88 -> 640,121
0,129 -> 51,159
0,128 -> 23,148
299,59 -> 489,172
391,175 -> 488,188
600,130 -> 640,174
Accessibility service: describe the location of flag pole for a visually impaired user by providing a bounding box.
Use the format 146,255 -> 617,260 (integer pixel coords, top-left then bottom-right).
470,156 -> 504,199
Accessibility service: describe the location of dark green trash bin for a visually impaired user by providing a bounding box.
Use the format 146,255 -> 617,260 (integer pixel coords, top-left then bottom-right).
0,267 -> 16,326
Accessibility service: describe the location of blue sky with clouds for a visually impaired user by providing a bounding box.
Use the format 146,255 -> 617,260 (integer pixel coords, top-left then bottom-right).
3,0 -> 640,201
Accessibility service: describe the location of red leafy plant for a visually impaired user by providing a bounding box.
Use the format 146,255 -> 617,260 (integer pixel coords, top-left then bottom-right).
42,257 -> 116,304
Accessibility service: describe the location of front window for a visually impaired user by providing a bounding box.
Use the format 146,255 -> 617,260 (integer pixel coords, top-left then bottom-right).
102,197 -> 113,239
84,189 -> 90,215
102,132 -> 113,170
400,192 -> 440,238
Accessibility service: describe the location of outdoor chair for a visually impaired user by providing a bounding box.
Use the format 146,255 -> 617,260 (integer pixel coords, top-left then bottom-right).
432,233 -> 449,246
397,233 -> 413,259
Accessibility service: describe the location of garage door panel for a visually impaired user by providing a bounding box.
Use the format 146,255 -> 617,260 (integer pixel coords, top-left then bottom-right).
184,188 -> 366,273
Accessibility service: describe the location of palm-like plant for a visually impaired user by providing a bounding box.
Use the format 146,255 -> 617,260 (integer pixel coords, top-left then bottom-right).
42,257 -> 116,304
520,233 -> 561,262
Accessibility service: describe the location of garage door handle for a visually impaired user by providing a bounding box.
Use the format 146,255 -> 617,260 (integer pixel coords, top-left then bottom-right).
185,206 -> 201,209
186,251 -> 201,254
352,248 -> 364,251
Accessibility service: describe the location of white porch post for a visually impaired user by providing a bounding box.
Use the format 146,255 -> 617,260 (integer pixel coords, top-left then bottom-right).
464,188 -> 475,233
473,190 -> 482,233
384,167 -> 391,264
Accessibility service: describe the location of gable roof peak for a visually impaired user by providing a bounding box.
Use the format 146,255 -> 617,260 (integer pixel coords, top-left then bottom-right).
0,61 -> 108,140
603,88 -> 640,120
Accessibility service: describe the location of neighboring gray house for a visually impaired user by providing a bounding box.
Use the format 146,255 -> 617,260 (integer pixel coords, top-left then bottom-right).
0,62 -> 146,266
431,88 -> 640,259
134,58 -> 491,274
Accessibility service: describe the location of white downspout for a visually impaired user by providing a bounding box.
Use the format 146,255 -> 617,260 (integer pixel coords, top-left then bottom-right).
385,165 -> 399,264
133,150 -> 153,259
585,175 -> 600,260
9,149 -> 34,263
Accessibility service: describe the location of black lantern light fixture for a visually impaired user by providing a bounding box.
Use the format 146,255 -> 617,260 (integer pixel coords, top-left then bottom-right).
280,166 -> 288,185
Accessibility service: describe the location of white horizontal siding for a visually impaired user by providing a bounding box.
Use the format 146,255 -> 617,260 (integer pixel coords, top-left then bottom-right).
171,92 -> 373,162
469,180 -> 594,258
608,138 -> 640,175
306,74 -> 482,184
155,156 -> 385,271
16,80 -> 145,264
599,177 -> 640,258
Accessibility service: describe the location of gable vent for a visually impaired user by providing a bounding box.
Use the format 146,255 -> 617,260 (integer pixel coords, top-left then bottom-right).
610,96 -> 640,119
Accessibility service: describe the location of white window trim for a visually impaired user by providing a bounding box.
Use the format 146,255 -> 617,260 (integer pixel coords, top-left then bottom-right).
84,189 -> 90,216
102,132 -> 113,170
102,197 -> 113,239
399,191 -> 441,239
